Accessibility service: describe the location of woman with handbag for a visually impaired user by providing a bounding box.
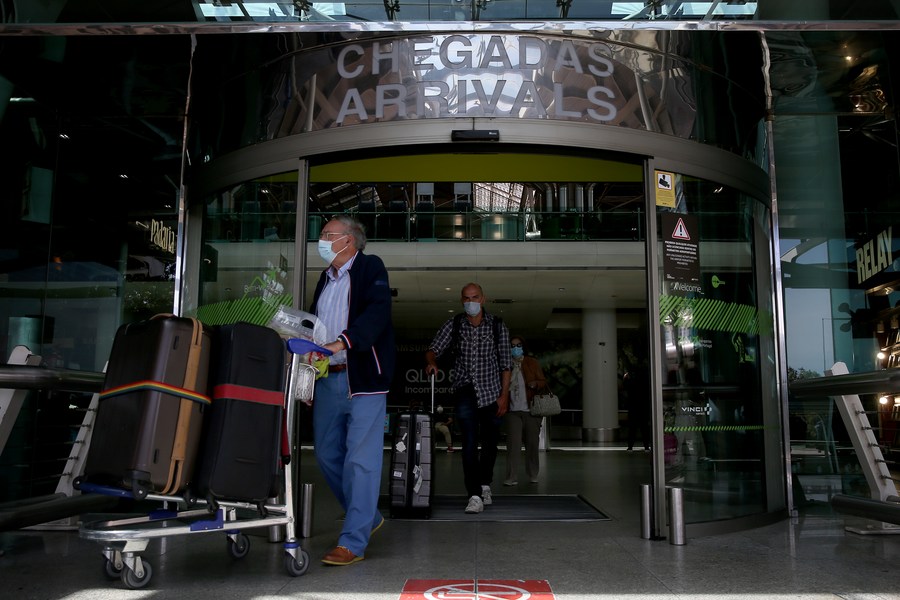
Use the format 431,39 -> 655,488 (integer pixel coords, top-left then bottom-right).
503,336 -> 548,486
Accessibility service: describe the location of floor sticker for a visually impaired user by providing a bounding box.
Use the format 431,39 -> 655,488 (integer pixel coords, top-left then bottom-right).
400,579 -> 554,600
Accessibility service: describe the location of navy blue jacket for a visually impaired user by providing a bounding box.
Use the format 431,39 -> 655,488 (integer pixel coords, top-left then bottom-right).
310,251 -> 396,396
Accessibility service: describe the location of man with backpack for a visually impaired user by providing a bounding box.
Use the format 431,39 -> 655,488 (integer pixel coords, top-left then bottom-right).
425,282 -> 511,514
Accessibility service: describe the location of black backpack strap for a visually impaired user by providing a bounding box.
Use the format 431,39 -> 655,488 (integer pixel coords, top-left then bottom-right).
451,313 -> 465,358
452,312 -> 504,361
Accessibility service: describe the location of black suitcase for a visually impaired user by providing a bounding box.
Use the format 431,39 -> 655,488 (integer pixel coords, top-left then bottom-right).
191,322 -> 286,510
78,315 -> 211,499
389,375 -> 435,518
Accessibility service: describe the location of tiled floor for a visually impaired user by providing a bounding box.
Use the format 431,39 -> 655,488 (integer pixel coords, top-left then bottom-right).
2,446 -> 900,600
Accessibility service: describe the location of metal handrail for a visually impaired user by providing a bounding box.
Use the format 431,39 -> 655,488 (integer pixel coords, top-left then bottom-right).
0,365 -> 105,394
789,369 -> 900,397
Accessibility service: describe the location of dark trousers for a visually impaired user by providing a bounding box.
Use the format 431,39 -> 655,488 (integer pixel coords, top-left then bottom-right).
627,407 -> 651,450
454,385 -> 501,499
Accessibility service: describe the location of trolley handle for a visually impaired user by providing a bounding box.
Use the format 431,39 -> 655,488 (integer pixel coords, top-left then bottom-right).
287,338 -> 332,356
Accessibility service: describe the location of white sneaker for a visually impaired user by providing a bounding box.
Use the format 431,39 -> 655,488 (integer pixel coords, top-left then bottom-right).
481,485 -> 492,506
465,495 -> 484,514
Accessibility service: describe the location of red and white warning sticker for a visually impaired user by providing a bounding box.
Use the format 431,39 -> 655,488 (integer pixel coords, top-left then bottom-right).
400,579 -> 555,600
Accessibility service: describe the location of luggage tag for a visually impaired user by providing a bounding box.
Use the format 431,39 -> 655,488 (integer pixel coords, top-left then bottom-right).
394,431 -> 408,454
412,465 -> 422,493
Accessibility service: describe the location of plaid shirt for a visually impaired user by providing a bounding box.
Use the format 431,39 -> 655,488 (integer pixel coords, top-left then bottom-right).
429,311 -> 511,407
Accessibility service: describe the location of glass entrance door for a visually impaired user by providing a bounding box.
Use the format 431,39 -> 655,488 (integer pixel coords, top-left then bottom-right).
650,169 -> 779,524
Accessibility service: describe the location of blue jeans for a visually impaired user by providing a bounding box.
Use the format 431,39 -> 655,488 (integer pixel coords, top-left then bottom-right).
454,384 -> 501,498
313,372 -> 385,556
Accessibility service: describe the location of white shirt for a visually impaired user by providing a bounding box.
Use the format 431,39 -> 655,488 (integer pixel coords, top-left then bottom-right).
316,252 -> 357,365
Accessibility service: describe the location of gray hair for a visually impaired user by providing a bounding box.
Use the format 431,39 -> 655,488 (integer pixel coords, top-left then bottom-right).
329,214 -> 367,250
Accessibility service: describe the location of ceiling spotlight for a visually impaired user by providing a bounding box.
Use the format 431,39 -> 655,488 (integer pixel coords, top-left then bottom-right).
879,396 -> 890,405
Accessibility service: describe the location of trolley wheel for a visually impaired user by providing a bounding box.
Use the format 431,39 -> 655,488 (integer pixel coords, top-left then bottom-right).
228,534 -> 250,559
131,480 -> 149,501
284,549 -> 310,577
102,557 -> 123,580
121,561 -> 153,590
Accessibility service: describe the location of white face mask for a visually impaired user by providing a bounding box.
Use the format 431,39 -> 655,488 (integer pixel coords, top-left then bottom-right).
463,301 -> 481,317
317,235 -> 347,264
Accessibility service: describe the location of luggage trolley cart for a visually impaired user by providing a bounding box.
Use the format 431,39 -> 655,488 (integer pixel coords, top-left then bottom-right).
77,337 -> 329,589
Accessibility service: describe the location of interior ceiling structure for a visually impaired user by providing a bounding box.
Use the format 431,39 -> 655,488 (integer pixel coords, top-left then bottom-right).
303,252 -> 649,340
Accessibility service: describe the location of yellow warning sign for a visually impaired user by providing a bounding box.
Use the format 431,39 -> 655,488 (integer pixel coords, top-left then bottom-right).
655,170 -> 675,208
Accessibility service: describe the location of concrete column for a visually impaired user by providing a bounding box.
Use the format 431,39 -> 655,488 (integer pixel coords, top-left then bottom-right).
582,309 -> 619,442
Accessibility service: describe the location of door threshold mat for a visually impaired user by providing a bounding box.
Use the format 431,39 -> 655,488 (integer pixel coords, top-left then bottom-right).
381,494 -> 610,522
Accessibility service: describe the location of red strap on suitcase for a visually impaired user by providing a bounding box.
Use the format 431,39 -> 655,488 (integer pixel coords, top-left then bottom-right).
213,384 -> 284,407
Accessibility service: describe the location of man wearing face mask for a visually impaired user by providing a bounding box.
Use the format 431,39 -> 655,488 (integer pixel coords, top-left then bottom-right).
425,283 -> 511,514
311,215 -> 396,566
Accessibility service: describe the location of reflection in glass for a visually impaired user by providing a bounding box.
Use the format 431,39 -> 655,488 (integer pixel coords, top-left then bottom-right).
658,175 -> 773,523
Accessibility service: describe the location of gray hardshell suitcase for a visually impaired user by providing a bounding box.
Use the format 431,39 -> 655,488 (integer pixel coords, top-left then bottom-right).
389,375 -> 435,518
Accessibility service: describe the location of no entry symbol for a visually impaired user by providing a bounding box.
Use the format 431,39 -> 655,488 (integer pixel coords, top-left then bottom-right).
401,579 -> 555,600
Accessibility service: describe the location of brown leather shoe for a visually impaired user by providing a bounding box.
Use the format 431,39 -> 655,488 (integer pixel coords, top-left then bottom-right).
322,545 -> 364,566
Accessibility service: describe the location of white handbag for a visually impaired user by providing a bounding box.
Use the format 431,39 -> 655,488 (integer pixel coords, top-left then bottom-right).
530,386 -> 561,417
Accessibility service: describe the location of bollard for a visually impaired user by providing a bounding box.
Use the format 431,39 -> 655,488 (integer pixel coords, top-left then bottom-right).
267,495 -> 284,542
667,486 -> 686,545
539,416 -> 552,451
300,482 -> 314,538
640,483 -> 654,539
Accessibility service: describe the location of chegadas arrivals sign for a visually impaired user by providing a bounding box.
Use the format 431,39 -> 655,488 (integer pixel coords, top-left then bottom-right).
334,36 -> 616,124
291,34 -> 692,131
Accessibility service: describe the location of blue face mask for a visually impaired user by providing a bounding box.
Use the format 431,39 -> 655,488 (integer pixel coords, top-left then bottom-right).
511,346 -> 524,358
463,301 -> 481,317
317,236 -> 347,264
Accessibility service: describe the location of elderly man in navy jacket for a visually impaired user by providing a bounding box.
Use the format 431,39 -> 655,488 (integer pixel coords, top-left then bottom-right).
311,215 -> 396,566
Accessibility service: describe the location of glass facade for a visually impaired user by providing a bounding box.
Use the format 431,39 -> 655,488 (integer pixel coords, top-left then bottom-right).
656,174 -> 776,522
1,3 -> 898,528
188,31 -> 764,163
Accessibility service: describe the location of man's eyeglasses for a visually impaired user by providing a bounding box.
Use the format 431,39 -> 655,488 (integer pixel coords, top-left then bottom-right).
511,343 -> 523,348
319,231 -> 349,240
